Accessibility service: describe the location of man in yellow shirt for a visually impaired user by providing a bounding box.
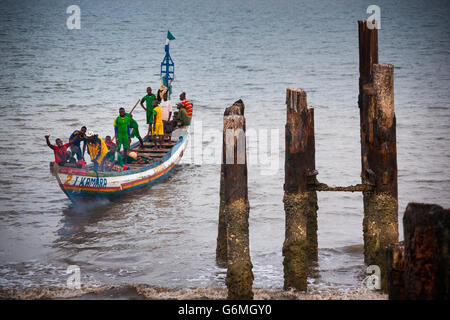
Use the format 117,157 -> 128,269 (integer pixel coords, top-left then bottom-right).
85,131 -> 109,171
152,100 -> 164,149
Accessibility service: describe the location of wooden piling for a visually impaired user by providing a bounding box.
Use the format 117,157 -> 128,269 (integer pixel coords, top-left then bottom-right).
358,19 -> 378,204
283,88 -> 318,291
216,168 -> 227,266
358,20 -> 378,112
222,99 -> 253,300
386,242 -> 405,300
217,102 -> 248,266
403,203 -> 449,300
358,20 -> 398,290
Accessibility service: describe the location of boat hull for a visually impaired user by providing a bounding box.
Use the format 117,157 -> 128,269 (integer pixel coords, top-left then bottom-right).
53,129 -> 188,202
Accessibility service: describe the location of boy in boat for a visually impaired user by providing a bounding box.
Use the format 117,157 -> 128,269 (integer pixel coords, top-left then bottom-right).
152,100 -> 164,149
104,144 -> 124,171
140,87 -> 157,139
104,135 -> 116,150
156,76 -> 172,101
160,92 -> 172,140
63,150 -> 82,168
125,112 -> 144,148
114,107 -> 131,164
176,92 -> 192,126
69,126 -> 87,160
45,135 -> 76,166
85,132 -> 108,171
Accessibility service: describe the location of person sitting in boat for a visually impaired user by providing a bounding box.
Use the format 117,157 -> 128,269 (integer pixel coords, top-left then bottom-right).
68,148 -> 86,168
114,107 -> 131,164
69,126 -> 87,161
152,100 -> 164,149
104,144 -> 124,171
175,92 -> 192,126
62,150 -> 83,168
45,135 -> 76,166
85,131 -> 108,171
104,135 -> 116,150
127,151 -> 138,163
160,91 -> 173,140
125,112 -> 144,148
140,87 -> 157,139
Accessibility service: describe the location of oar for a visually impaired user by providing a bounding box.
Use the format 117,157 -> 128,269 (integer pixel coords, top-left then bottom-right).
129,99 -> 140,114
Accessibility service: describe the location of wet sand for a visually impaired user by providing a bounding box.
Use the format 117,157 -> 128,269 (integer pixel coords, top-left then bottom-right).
0,284 -> 386,300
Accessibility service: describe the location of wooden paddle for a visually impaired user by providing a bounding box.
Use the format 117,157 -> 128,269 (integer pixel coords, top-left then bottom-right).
129,99 -> 140,114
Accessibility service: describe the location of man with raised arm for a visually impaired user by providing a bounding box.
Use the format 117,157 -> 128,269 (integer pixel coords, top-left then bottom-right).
45,135 -> 75,166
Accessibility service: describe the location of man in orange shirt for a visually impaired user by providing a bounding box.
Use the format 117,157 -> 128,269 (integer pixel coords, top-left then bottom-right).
176,92 -> 192,126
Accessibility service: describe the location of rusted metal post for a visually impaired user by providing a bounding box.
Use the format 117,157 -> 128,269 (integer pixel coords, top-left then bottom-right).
222,100 -> 254,300
283,88 -> 318,291
386,242 -> 405,300
358,20 -> 398,290
403,203 -> 449,300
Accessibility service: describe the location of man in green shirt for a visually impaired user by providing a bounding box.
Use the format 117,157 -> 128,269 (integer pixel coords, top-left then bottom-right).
114,107 -> 131,163
125,112 -> 144,148
104,144 -> 124,171
140,87 -> 156,138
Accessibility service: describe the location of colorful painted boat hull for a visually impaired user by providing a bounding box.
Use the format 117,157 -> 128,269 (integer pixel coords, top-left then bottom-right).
52,129 -> 188,202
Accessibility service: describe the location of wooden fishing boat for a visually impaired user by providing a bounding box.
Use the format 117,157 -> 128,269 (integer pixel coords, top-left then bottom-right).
50,128 -> 189,202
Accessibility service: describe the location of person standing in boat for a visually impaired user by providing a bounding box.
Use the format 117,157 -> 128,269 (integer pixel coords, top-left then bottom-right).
156,76 -> 172,102
45,135 -> 76,166
140,87 -> 157,138
125,112 -> 144,148
176,92 -> 192,126
114,107 -> 131,164
152,100 -> 164,149
85,131 -> 108,171
69,126 -> 87,160
160,92 -> 172,140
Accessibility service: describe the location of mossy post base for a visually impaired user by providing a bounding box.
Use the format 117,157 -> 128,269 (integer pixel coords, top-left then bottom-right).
216,168 -> 227,266
283,88 -> 318,291
306,192 -> 318,261
283,192 -> 318,290
222,100 -> 254,300
363,192 -> 398,290
225,200 -> 253,299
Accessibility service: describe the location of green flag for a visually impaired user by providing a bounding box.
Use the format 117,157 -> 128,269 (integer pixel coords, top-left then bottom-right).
167,30 -> 175,41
